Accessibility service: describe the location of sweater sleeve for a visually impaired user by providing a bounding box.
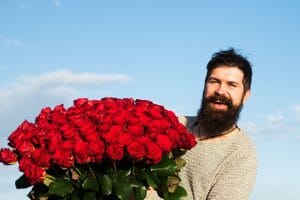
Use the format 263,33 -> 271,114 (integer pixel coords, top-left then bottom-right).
207,142 -> 257,200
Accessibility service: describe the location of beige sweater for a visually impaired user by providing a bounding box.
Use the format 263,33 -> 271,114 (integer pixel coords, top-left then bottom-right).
146,116 -> 257,200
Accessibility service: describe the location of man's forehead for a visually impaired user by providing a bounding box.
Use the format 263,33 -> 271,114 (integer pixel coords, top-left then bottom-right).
209,66 -> 244,81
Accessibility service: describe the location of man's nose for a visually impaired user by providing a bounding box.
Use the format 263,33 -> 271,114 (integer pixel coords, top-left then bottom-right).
215,83 -> 227,95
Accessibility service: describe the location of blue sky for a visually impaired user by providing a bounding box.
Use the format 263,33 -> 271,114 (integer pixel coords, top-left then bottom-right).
1,0 -> 300,199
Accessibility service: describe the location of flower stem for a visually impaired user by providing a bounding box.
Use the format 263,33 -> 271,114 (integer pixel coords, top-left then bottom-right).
112,161 -> 117,175
87,164 -> 97,179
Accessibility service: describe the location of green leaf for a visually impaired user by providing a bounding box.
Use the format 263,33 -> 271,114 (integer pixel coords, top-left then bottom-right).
82,177 -> 100,192
167,175 -> 180,193
118,168 -> 132,177
141,170 -> 159,189
130,178 -> 143,188
113,177 -> 133,200
27,183 -> 49,199
100,174 -> 113,196
49,177 -> 74,197
133,186 -> 147,200
15,175 -> 32,189
174,157 -> 186,170
70,192 -> 81,200
150,156 -> 177,177
83,192 -> 97,200
164,186 -> 187,200
43,175 -> 55,187
79,171 -> 88,182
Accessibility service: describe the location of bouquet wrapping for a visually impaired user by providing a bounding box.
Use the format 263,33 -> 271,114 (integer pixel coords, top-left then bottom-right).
0,97 -> 196,200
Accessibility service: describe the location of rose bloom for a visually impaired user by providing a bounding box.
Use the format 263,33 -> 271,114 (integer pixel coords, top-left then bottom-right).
19,157 -> 46,184
148,104 -> 164,119
127,124 -> 144,136
32,148 -> 51,168
89,140 -> 105,163
0,148 -> 17,165
103,125 -> 122,144
127,141 -> 146,161
144,141 -> 163,164
106,144 -> 124,161
119,133 -> 133,146
74,140 -> 91,164
52,148 -> 74,168
8,120 -> 36,148
155,134 -> 172,153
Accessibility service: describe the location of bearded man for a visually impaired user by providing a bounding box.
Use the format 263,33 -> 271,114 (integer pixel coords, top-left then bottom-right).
179,48 -> 257,200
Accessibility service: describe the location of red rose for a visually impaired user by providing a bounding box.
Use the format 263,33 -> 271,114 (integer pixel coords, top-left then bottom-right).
0,148 -> 17,165
52,105 -> 67,125
60,124 -> 77,139
147,120 -> 168,134
52,148 -> 74,168
119,133 -> 133,146
144,141 -> 162,164
19,158 -> 45,184
8,120 -> 36,148
180,131 -> 197,149
167,129 -> 181,149
102,98 -> 119,114
103,125 -> 122,144
106,144 -> 124,161
149,104 -> 164,119
46,130 -> 63,153
16,141 -> 35,158
127,124 -> 144,136
127,141 -> 146,161
35,107 -> 52,128
155,134 -> 172,153
113,110 -> 128,125
78,122 -> 98,141
121,98 -> 134,110
74,98 -> 89,107
135,99 -> 152,109
89,140 -> 105,162
32,148 -> 51,168
74,140 -> 91,164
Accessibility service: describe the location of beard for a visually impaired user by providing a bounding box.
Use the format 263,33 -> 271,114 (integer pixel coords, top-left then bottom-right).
197,93 -> 243,135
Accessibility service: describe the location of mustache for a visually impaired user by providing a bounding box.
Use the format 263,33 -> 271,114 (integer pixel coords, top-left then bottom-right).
206,94 -> 232,106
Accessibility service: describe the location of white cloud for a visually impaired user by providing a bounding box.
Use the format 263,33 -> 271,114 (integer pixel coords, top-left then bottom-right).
265,114 -> 284,123
0,70 -> 133,138
239,121 -> 262,135
0,35 -> 23,47
20,3 -> 27,10
52,0 -> 61,7
239,108 -> 300,142
0,65 -> 8,70
20,70 -> 132,87
292,104 -> 300,121
0,70 -> 132,111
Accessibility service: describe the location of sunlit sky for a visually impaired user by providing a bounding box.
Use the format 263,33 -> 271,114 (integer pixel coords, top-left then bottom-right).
1,1 -> 300,199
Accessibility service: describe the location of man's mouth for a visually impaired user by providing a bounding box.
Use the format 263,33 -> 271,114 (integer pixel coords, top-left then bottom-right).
210,101 -> 228,109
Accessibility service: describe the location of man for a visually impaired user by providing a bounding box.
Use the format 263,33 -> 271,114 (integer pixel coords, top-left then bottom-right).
179,48 -> 257,200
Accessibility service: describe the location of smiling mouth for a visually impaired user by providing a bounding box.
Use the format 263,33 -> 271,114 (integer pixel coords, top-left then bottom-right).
210,101 -> 228,109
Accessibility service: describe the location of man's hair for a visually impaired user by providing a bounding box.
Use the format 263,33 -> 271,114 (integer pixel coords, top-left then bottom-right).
205,48 -> 252,91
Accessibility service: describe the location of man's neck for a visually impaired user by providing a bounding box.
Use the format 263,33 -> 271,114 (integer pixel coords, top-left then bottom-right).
197,124 -> 237,140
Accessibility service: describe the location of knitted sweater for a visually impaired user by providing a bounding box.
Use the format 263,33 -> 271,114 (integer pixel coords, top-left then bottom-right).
146,116 -> 257,200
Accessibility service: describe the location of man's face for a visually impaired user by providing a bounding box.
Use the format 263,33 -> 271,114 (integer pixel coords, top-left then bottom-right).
204,65 -> 249,111
198,66 -> 250,134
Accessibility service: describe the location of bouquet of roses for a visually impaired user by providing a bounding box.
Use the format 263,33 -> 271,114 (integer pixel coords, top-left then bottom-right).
0,97 -> 196,200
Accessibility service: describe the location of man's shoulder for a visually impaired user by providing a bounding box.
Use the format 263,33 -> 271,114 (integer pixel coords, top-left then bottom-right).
177,116 -> 197,127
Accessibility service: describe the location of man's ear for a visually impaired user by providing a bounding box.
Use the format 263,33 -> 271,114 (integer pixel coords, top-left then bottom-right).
243,90 -> 251,104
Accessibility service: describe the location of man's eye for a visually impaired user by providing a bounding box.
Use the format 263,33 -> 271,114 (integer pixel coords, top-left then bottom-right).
209,79 -> 218,84
229,83 -> 238,87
